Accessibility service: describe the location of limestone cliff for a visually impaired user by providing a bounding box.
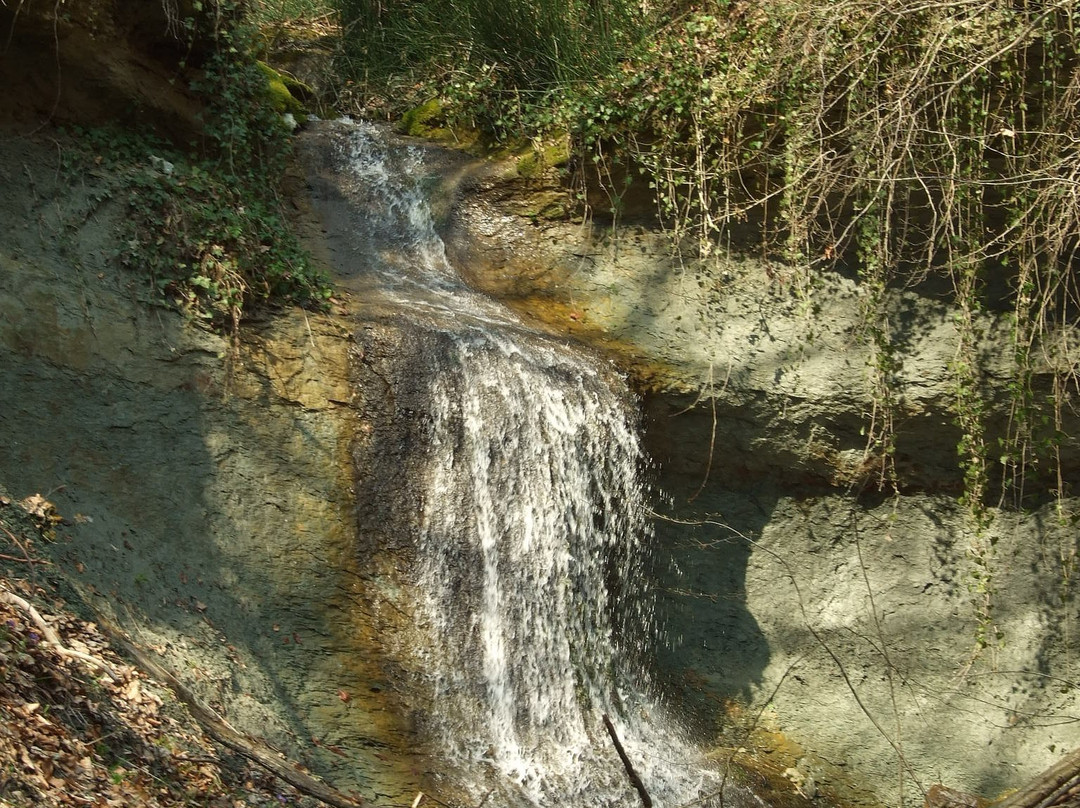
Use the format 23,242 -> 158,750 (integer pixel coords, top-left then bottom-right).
0,7 -> 420,798
0,129 -> 421,803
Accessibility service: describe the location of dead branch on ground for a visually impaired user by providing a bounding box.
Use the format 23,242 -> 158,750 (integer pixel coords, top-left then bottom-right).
107,631 -> 367,808
0,584 -> 118,679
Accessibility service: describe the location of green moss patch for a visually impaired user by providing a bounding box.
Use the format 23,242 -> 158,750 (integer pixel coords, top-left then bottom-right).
516,134 -> 571,179
399,99 -> 452,139
257,60 -> 307,119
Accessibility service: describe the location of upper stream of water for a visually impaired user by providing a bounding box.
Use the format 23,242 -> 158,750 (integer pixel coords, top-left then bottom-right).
313,119 -> 756,808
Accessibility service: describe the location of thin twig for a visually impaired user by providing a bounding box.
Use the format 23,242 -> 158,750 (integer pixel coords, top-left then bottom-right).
0,553 -> 51,565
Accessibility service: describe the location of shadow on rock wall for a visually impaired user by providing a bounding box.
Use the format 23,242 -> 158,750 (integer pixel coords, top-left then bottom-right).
650,482 -> 774,737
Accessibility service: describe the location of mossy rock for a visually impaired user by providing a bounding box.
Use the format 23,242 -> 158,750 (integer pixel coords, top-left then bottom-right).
256,61 -> 307,122
399,99 -> 452,139
397,100 -> 487,150
280,71 -> 316,103
516,134 -> 572,179
511,190 -> 569,220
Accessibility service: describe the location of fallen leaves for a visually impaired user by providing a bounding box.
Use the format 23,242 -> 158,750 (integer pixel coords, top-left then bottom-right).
0,580 -> 200,805
0,576 -> 333,808
18,493 -> 59,522
0,502 -> 322,808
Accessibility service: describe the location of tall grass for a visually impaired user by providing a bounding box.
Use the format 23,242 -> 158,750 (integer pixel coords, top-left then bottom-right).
248,0 -> 334,26
334,0 -> 646,98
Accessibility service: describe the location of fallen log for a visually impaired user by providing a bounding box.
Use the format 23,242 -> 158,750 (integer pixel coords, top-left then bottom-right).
109,632 -> 366,808
996,748 -> 1080,808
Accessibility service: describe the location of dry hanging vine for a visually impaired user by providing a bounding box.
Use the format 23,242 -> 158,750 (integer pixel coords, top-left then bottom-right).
565,0 -> 1080,645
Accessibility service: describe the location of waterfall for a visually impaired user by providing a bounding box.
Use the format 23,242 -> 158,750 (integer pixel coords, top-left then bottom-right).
418,331 -> 660,804
318,120 -> 749,808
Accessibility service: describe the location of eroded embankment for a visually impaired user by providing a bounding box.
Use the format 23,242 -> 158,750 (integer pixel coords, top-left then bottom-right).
0,129 -> 423,805
4,108 -> 1079,808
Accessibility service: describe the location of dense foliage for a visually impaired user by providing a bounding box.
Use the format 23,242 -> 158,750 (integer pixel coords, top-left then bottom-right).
81,1 -> 332,333
339,2 -> 1077,481
582,1 -> 1080,509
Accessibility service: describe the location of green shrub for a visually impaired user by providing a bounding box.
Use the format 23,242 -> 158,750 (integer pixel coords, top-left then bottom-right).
76,1 -> 331,333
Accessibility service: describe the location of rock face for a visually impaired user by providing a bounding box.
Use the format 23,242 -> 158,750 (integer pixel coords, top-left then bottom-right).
0,0 -> 205,142
0,131 -> 421,804
442,155 -> 1080,806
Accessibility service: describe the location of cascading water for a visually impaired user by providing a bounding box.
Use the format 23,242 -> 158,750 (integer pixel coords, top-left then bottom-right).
417,332 -> 695,807
315,119 -> 753,808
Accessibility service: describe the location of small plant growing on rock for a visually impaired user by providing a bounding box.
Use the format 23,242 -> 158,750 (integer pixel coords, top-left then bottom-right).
75,0 -> 331,333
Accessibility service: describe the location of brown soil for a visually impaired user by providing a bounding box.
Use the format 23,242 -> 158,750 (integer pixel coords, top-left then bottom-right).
0,0 -> 204,144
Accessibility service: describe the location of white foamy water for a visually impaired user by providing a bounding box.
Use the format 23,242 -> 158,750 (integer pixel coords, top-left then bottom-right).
322,119 -> 752,808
